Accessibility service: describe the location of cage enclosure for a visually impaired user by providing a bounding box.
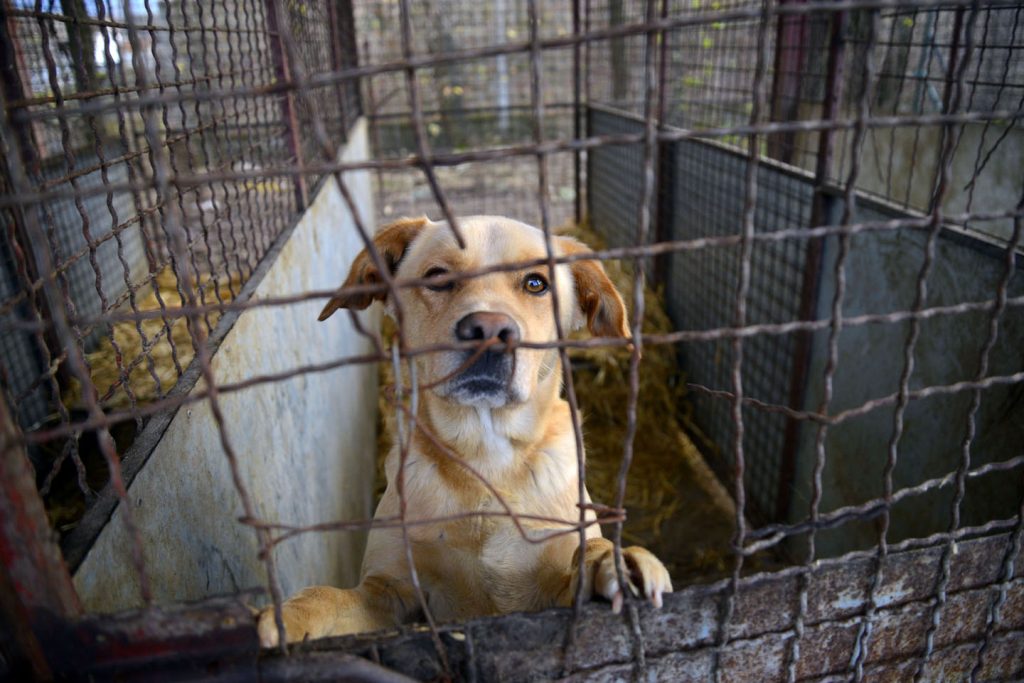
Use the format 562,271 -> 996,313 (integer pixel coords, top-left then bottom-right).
0,0 -> 1022,681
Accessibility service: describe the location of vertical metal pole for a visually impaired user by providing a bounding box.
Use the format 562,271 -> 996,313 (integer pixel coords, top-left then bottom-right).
572,0 -> 582,224
264,0 -> 309,209
496,0 -> 510,132
0,395 -> 83,679
777,11 -> 846,522
653,0 -> 671,287
326,0 -> 351,142
363,38 -> 386,221
609,0 -> 627,103
339,0 -> 361,119
582,0 -> 592,226
768,0 -> 810,164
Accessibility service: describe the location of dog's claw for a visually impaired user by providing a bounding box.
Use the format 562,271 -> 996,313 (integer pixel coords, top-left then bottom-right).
610,582 -> 623,614
595,545 -> 672,614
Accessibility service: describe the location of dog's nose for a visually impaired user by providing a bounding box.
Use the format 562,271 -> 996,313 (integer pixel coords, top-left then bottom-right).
455,312 -> 520,345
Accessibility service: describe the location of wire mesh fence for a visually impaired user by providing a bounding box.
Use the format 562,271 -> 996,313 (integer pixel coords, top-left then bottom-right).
0,0 -> 1022,680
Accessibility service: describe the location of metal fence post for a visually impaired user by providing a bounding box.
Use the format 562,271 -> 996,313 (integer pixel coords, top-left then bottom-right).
327,0 -> 351,143
573,0 -> 583,225
777,10 -> 847,522
767,0 -> 810,164
264,0 -> 310,210
0,398 -> 83,679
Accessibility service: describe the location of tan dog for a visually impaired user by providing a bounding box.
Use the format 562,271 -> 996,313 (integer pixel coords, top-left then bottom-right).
258,215 -> 671,646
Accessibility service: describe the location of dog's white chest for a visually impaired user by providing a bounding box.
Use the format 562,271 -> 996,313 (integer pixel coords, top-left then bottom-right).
475,407 -> 515,468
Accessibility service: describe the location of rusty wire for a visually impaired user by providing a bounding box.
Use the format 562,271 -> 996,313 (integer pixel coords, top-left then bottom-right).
518,0 -> 596,674
850,5 -> 980,678
784,4 -> 882,678
606,0 -> 660,678
710,1 -> 775,679
6,204 -> 1024,337
913,176 -> 1024,680
4,108 -> 1023,209
1,0 -> 1023,679
4,0 -> 1016,129
266,0 -> 410,656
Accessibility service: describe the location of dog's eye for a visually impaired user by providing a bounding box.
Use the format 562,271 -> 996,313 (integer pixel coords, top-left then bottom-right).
523,273 -> 548,295
423,267 -> 454,292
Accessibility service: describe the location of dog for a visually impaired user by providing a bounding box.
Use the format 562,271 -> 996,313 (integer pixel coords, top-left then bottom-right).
258,215 -> 671,646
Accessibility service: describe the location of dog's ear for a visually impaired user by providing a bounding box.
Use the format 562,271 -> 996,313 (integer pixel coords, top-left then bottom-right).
558,237 -> 630,338
318,216 -> 429,320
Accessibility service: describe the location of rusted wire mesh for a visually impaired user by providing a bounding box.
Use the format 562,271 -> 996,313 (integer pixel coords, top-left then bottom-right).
1,0 -> 1022,680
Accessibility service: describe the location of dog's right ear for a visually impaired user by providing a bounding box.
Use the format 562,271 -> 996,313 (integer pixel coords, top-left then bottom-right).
318,216 -> 428,320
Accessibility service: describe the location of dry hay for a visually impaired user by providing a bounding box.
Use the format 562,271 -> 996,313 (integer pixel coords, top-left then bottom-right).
374,221 -> 748,586
63,267 -> 240,411
45,268 -> 238,534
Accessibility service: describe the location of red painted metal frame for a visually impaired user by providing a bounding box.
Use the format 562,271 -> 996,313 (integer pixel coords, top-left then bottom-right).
0,399 -> 82,679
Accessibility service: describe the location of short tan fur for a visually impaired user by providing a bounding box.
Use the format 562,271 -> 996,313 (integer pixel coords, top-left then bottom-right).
258,215 -> 671,646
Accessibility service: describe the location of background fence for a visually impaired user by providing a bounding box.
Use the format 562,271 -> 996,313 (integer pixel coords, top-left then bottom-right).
1,0 -> 1022,681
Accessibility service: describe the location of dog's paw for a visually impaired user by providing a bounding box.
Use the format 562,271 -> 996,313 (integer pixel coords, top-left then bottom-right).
256,603 -> 309,648
594,545 -> 673,613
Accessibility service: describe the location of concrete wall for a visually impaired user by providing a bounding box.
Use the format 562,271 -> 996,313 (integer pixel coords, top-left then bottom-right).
73,120 -> 380,612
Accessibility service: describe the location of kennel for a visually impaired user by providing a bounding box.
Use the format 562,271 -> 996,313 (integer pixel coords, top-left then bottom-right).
0,0 -> 1022,680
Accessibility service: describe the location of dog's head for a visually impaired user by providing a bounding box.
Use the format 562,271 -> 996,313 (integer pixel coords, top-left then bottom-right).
320,215 -> 628,409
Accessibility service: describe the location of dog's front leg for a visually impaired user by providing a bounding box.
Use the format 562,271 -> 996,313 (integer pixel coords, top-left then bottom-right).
257,575 -> 415,647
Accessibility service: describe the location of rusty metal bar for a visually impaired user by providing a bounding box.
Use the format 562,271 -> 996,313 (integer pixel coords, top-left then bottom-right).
573,0 -> 583,225
395,0 -> 464,250
326,0 -> 351,144
609,0 -> 660,676
651,0 -> 672,288
518,0 -> 595,675
767,0 -> 810,164
0,396 -> 82,679
710,0 -> 775,678
785,9 -> 882,675
777,8 -> 848,525
265,0 -> 310,209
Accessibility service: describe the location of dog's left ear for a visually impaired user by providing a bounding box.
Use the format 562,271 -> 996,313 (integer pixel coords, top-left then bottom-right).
558,237 -> 630,338
319,216 -> 428,320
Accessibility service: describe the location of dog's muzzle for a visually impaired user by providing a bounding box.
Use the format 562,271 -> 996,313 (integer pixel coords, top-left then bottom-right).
445,312 -> 520,406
